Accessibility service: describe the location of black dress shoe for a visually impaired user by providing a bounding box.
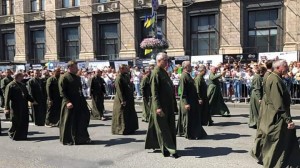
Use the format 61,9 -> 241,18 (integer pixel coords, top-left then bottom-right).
171,153 -> 180,159
163,151 -> 170,157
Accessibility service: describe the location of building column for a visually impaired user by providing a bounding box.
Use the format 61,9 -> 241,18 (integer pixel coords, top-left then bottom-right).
119,1 -> 136,59
79,1 -> 94,60
283,0 -> 298,51
165,0 -> 184,57
44,0 -> 58,61
219,0 -> 242,54
13,0 -> 26,62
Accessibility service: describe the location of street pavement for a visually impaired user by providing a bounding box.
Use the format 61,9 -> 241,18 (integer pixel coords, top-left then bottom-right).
0,102 -> 299,168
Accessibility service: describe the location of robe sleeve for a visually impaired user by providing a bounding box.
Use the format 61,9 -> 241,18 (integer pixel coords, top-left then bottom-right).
140,77 -> 146,97
179,73 -> 188,105
269,80 -> 292,124
194,77 -> 201,100
27,80 -> 37,102
4,84 -> 11,110
252,76 -> 262,100
151,73 -> 161,110
90,77 -> 95,96
59,76 -> 71,103
46,77 -> 52,101
115,76 -> 125,103
0,79 -> 5,94
210,73 -> 222,82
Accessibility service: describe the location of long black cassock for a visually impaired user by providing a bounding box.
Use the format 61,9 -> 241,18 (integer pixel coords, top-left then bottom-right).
28,77 -> 47,126
45,76 -> 62,126
5,81 -> 34,140
59,72 -> 91,145
90,75 -> 106,120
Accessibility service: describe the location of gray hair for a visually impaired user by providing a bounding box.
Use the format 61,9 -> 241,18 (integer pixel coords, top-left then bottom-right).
273,59 -> 287,69
182,61 -> 190,69
156,52 -> 167,62
198,64 -> 206,72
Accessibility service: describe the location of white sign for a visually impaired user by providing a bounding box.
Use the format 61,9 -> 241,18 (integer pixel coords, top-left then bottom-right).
258,51 -> 298,64
88,61 -> 110,71
114,61 -> 129,71
16,65 -> 25,72
191,55 -> 223,66
32,64 -> 43,70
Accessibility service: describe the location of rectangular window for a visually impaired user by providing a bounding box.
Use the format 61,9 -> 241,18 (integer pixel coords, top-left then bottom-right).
10,0 -> 13,15
63,27 -> 79,61
98,24 -> 119,60
31,0 -> 37,12
2,0 -> 7,15
40,0 -> 45,11
247,9 -> 279,53
3,33 -> 15,61
62,0 -> 69,8
31,30 -> 45,63
73,0 -> 80,7
190,15 -> 217,55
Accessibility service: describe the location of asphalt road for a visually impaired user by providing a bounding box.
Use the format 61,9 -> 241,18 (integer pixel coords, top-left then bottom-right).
0,103 -> 299,168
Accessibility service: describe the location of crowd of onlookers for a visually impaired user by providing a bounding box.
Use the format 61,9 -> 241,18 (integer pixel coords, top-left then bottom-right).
1,59 -> 300,103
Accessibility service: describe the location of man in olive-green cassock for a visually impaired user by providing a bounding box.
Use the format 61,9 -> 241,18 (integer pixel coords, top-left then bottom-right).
251,60 -> 300,167
177,61 -> 207,139
251,60 -> 273,161
140,68 -> 152,122
248,66 -> 266,129
207,66 -> 230,117
112,64 -> 138,135
194,65 -> 212,126
59,61 -> 91,145
28,70 -> 47,126
45,68 -> 62,127
1,69 -> 13,119
145,52 -> 179,158
4,72 -> 36,140
90,69 -> 106,120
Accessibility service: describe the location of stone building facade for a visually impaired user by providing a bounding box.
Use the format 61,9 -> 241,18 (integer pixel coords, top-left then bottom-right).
0,0 -> 298,63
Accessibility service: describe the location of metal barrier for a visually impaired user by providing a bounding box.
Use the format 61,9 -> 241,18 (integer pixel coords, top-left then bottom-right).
220,79 -> 251,104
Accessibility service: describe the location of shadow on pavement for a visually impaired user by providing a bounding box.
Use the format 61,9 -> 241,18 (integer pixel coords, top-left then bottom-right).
28,136 -> 59,142
206,133 -> 250,140
179,147 -> 248,158
88,124 -> 111,127
131,130 -> 147,135
28,131 -> 45,135
213,122 -> 247,127
212,114 -> 249,118
91,138 -> 144,146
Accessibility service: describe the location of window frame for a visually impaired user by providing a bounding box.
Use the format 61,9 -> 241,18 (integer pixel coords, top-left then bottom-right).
62,27 -> 80,61
190,14 -> 218,56
2,33 -> 15,61
29,30 -> 45,63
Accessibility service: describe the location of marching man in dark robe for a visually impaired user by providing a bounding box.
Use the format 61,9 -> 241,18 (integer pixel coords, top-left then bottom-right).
59,61 -> 91,145
145,52 -> 179,158
207,66 -> 230,117
4,72 -> 36,140
248,66 -> 266,129
194,65 -> 212,126
1,69 -> 13,119
28,70 -> 47,126
112,64 -> 138,135
90,69 -> 106,121
251,59 -> 300,167
177,61 -> 207,139
251,60 -> 273,160
140,67 -> 152,122
45,68 -> 62,127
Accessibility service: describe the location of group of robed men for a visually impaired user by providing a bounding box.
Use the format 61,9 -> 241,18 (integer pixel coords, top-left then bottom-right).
0,68 -> 62,139
248,59 -> 300,167
0,61 -> 108,145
